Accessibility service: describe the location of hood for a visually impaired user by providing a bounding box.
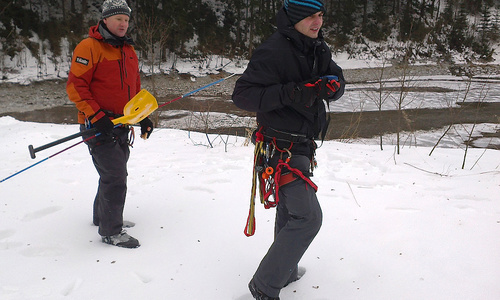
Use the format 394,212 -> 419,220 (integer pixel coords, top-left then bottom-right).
276,7 -> 323,54
88,21 -> 135,46
88,24 -> 104,41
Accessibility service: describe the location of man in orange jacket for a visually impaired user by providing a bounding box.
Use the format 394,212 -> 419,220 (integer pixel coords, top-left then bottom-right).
67,0 -> 152,248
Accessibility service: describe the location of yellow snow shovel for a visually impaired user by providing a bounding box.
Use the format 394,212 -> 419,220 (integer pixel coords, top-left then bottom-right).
113,89 -> 158,126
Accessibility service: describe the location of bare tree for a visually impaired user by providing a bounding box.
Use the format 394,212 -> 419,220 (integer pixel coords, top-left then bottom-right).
429,73 -> 473,156
428,65 -> 492,169
362,58 -> 391,150
460,74 -> 490,169
135,10 -> 171,126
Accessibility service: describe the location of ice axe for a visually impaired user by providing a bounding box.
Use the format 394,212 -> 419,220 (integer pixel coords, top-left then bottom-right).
28,89 -> 158,159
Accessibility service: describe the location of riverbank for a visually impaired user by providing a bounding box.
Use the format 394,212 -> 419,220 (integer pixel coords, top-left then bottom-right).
1,64 -> 499,149
3,63 -> 500,115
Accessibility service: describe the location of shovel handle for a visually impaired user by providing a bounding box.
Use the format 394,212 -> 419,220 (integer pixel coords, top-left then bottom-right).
28,127 -> 97,159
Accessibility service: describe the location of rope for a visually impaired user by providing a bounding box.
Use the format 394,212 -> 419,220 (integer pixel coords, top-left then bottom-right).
244,129 -> 265,237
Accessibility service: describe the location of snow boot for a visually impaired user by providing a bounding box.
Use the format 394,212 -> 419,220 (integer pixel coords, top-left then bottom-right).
249,279 -> 279,300
101,230 -> 140,248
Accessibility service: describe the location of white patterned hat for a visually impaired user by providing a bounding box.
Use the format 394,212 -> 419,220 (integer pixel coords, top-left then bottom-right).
102,0 -> 131,19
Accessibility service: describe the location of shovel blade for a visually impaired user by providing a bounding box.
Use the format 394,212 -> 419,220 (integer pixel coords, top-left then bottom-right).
113,89 -> 158,125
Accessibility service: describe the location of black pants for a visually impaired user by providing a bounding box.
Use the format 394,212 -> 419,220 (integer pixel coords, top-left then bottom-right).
81,125 -> 130,237
252,155 -> 323,298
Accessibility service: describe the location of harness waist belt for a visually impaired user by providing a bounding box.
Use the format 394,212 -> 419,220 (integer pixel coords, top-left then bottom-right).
263,127 -> 310,143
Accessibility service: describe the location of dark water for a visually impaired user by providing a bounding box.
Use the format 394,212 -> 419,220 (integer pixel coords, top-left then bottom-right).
2,97 -> 499,149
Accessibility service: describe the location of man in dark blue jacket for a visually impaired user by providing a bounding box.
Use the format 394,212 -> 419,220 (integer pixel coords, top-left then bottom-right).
232,1 -> 345,299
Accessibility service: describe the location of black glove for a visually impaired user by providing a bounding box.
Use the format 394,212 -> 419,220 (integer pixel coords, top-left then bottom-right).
318,75 -> 341,100
139,117 -> 154,139
291,77 -> 321,107
93,116 -> 114,136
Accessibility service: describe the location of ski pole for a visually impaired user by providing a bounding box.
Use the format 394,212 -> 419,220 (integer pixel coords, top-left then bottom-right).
1,134 -> 97,183
27,89 -> 157,158
28,127 -> 97,159
158,73 -> 237,108
4,120 -> 141,183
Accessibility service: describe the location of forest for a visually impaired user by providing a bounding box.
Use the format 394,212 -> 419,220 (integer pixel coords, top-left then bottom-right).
1,0 -> 499,68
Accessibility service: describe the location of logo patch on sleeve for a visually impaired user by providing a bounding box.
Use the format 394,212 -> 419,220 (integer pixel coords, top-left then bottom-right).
75,56 -> 89,66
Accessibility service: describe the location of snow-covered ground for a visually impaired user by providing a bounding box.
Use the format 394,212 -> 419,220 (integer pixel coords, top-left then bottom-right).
0,117 -> 499,300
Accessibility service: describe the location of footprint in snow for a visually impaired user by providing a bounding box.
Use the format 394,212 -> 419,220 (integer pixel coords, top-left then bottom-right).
0,241 -> 23,250
0,229 -> 15,240
234,294 -> 254,300
20,245 -> 67,257
131,271 -> 152,283
0,230 -> 23,250
386,207 -> 421,212
21,206 -> 62,222
61,278 -> 83,296
184,186 -> 215,193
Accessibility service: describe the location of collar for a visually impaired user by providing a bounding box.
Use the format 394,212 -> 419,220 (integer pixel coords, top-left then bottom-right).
276,8 -> 323,54
97,21 -> 135,46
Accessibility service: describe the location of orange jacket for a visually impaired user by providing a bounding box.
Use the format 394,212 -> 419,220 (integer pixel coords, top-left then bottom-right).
67,23 -> 141,124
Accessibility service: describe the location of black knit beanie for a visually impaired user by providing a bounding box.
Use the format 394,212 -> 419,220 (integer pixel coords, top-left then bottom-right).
101,0 -> 131,19
284,0 -> 325,25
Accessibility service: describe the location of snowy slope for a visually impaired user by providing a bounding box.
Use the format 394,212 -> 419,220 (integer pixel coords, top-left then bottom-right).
1,117 -> 499,299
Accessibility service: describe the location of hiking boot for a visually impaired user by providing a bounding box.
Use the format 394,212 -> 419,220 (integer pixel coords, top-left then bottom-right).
249,279 -> 280,300
101,230 -> 140,248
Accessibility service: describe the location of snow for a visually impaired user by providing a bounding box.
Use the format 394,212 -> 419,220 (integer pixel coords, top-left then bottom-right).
0,116 -> 499,300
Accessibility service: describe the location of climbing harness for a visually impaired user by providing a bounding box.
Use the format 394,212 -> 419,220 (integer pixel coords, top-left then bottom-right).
244,128 -> 318,237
